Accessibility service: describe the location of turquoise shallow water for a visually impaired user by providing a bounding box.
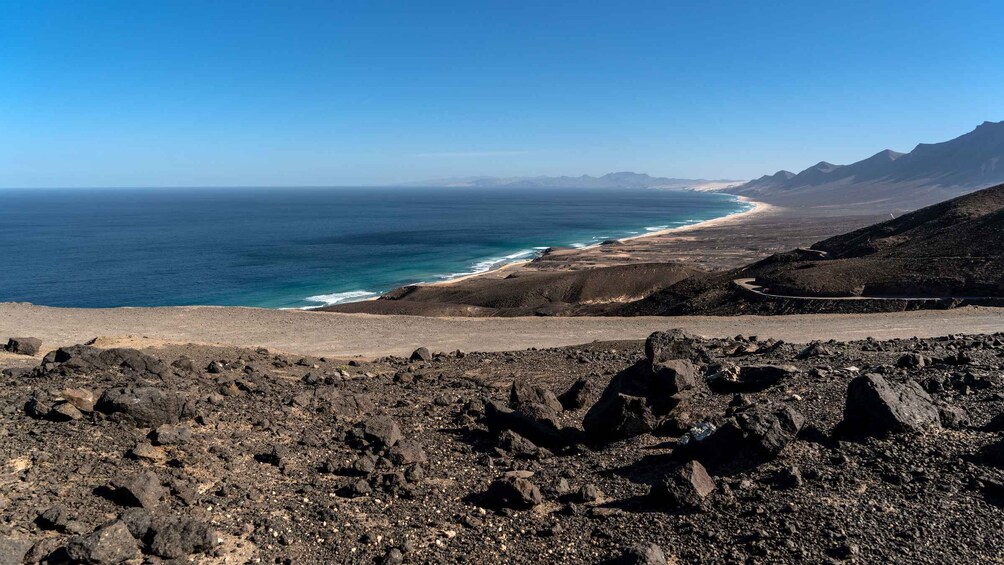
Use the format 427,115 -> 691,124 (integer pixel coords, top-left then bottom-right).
0,187 -> 748,309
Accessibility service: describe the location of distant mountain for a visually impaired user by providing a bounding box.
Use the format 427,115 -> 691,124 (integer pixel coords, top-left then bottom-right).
730,121 -> 1004,211
401,172 -> 743,190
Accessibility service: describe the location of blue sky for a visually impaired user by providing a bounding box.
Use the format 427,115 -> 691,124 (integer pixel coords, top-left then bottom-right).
2,0 -> 1002,187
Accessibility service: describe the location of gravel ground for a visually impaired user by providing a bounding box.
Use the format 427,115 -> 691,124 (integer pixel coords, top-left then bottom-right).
1,328 -> 1004,563
2,303 -> 1004,359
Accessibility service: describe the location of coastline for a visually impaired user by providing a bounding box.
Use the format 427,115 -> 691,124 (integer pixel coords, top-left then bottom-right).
421,194 -> 772,289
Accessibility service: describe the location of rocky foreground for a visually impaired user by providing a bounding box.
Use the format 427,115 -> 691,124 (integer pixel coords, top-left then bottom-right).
2,331 -> 1004,564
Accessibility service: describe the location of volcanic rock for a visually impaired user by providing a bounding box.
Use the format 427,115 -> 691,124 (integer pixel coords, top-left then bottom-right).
645,329 -> 705,363
707,364 -> 799,393
96,387 -> 183,427
510,381 -> 563,413
0,535 -> 33,565
64,521 -> 141,564
652,460 -> 716,510
484,476 -> 543,510
361,415 -> 404,449
484,400 -> 565,448
410,347 -> 432,362
111,472 -> 167,509
841,374 -> 940,437
148,515 -> 219,559
557,377 -> 599,411
4,337 -> 41,356
613,543 -> 669,565
681,405 -> 804,470
584,358 -> 696,443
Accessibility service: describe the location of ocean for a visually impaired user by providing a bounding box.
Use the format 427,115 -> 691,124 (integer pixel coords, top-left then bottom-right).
0,187 -> 747,309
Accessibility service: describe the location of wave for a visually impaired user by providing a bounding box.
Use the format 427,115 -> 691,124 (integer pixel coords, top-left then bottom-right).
303,290 -> 378,306
435,248 -> 540,281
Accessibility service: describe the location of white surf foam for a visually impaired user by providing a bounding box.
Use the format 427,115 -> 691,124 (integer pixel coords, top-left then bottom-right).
303,290 -> 378,306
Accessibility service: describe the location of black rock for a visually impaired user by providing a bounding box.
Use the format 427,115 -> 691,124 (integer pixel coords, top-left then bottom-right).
612,543 -> 669,565
96,387 -> 183,428
510,382 -> 563,413
645,329 -> 706,364
651,460 -> 716,510
484,400 -> 566,448
148,515 -> 219,559
938,404 -> 970,429
4,337 -> 41,356
681,405 -> 805,470
111,472 -> 167,509
557,378 -> 599,411
840,374 -> 940,437
361,415 -> 404,449
497,429 -> 544,458
410,347 -> 432,362
389,439 -> 428,466
64,521 -> 141,564
583,359 -> 696,443
484,476 -> 543,510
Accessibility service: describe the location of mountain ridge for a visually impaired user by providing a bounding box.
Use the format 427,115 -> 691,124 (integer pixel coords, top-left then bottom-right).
399,171 -> 743,190
729,121 -> 1004,211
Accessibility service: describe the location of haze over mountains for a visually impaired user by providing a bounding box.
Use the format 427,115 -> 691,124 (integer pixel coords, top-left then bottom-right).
403,171 -> 741,190
729,121 -> 1004,212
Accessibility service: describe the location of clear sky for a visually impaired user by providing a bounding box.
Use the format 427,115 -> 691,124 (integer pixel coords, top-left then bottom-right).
2,0 -> 1002,187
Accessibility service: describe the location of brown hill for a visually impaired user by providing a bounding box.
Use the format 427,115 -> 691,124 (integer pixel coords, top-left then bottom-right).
324,263 -> 698,316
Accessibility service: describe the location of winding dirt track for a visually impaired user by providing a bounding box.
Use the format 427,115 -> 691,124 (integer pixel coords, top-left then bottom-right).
732,278 -> 995,302
2,302 -> 1003,359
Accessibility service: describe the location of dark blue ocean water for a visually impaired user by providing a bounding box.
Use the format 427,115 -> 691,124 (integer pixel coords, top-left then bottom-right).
0,187 -> 746,309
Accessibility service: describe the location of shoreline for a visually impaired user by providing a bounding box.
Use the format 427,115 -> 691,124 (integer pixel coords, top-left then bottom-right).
421,194 -> 773,289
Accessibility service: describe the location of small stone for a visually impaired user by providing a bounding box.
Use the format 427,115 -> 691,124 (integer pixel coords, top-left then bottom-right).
652,460 -> 715,510
484,476 -> 543,509
577,483 -> 604,503
129,442 -> 167,463
152,424 -> 193,445
48,401 -> 84,421
63,388 -> 97,412
112,471 -> 167,508
615,542 -> 669,565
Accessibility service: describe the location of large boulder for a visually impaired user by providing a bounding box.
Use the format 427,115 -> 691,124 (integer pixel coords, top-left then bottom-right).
583,359 -> 696,443
679,405 -> 804,471
43,346 -> 171,378
645,329 -> 707,364
96,387 -> 183,427
4,337 -> 41,356
841,374 -> 940,437
510,382 -> 563,413
484,400 -> 566,448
